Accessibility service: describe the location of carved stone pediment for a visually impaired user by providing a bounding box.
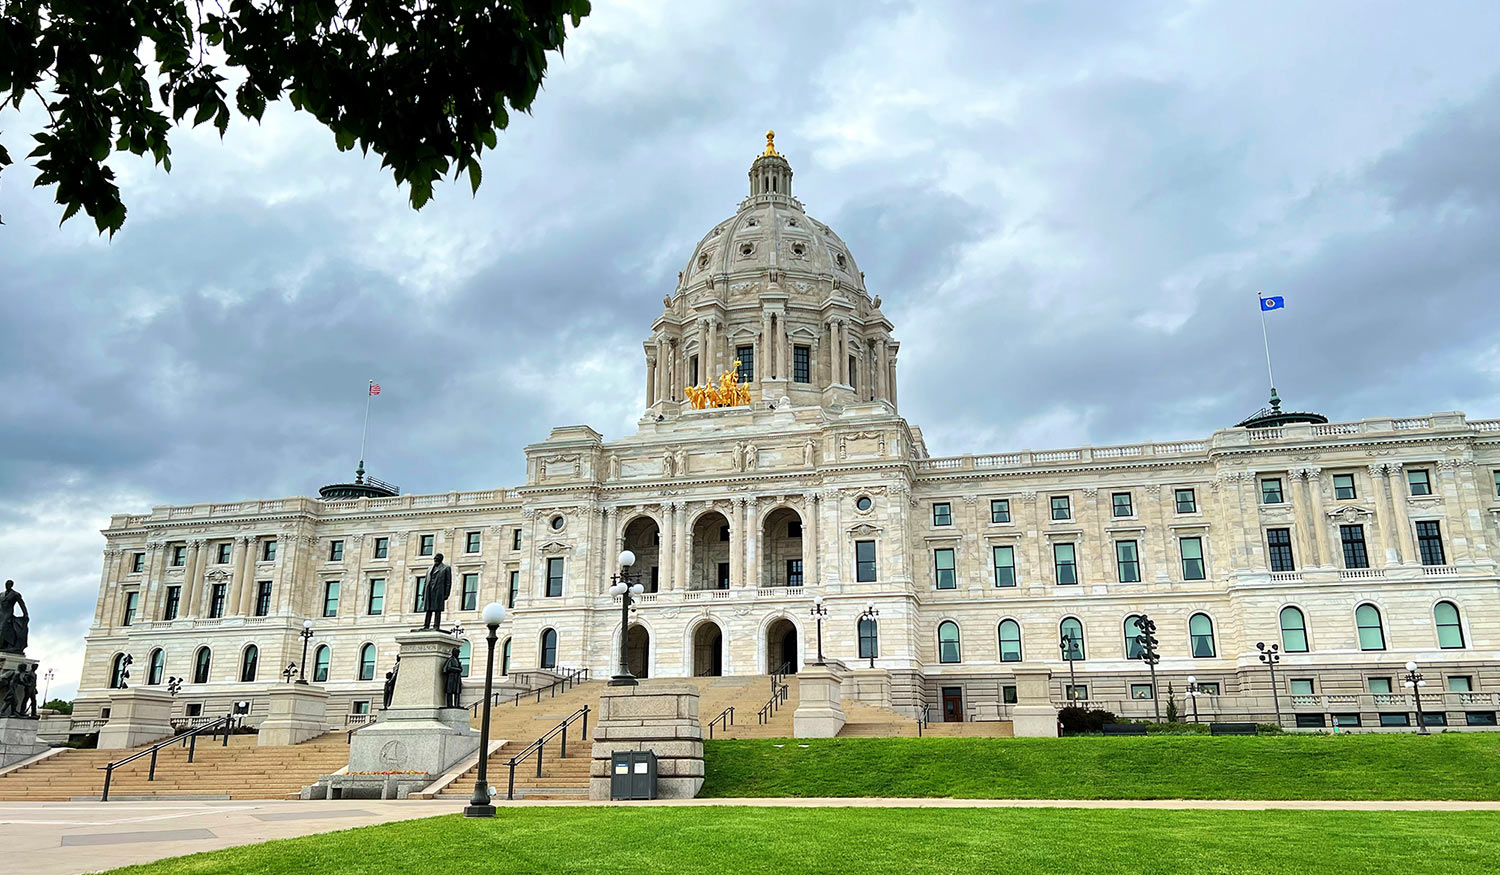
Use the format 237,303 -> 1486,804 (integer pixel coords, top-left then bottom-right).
205,568 -> 231,583
539,541 -> 573,555
1326,505 -> 1375,523
848,523 -> 882,537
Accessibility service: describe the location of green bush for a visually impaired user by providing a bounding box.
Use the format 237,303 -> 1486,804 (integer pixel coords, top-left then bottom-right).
43,698 -> 73,714
1058,706 -> 1115,734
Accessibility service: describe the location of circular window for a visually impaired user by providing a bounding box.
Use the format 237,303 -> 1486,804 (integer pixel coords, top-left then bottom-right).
791,243 -> 805,257
739,242 -> 754,257
787,217 -> 799,228
746,218 -> 759,228
836,253 -> 848,270
855,496 -> 873,512
550,515 -> 564,531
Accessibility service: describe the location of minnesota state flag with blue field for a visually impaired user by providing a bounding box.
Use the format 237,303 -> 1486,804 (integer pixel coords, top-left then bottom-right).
1260,294 -> 1285,311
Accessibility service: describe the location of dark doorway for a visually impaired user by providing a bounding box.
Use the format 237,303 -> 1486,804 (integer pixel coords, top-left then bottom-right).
766,617 -> 799,674
942,686 -> 964,722
717,562 -> 730,589
693,622 -> 723,676
625,625 -> 649,678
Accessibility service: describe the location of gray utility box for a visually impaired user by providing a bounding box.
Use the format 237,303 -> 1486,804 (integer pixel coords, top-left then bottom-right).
610,750 -> 658,801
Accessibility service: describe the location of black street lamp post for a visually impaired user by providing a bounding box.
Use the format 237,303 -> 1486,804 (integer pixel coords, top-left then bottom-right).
1403,661 -> 1430,734
810,596 -> 828,665
281,663 -> 297,683
1134,614 -> 1161,721
1257,641 -> 1282,726
609,550 -> 645,686
857,603 -> 879,669
1059,633 -> 1081,702
465,601 -> 509,818
297,620 -> 314,684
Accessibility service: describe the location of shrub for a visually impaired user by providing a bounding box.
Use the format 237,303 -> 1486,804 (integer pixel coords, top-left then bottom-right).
1058,706 -> 1116,735
1165,683 -> 1179,723
1256,723 -> 1285,734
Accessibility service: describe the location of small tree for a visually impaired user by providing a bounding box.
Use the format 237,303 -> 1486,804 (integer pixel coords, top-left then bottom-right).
1165,683 -> 1179,723
43,698 -> 73,714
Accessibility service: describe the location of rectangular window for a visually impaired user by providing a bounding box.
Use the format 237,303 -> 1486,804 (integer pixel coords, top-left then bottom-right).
162,585 -> 181,621
1333,473 -> 1357,500
786,558 -> 803,587
122,591 -> 139,626
932,503 -> 952,526
1406,469 -> 1431,496
1050,495 -> 1071,521
1447,676 -> 1473,693
1332,713 -> 1362,728
991,499 -> 1010,524
373,537 -> 389,559
1261,478 -> 1283,504
262,540 -> 276,561
735,345 -> 754,382
413,575 -> 426,612
1065,684 -> 1088,701
1379,713 -> 1411,727
1199,682 -> 1221,695
793,345 -> 811,383
1002,685 -> 1018,705
1175,488 -> 1197,514
368,578 -> 385,615
546,559 -> 563,598
466,531 -> 481,553
1296,714 -> 1327,728
1416,521 -> 1446,566
1267,528 -> 1295,572
329,540 -> 344,562
1368,677 -> 1392,694
322,581 -> 340,617
216,542 -> 232,564
508,571 -> 519,609
209,583 -> 227,618
855,540 -> 877,582
419,534 -> 434,556
934,548 -> 956,589
1111,492 -> 1133,517
255,581 -> 273,616
1130,683 -> 1154,700
172,545 -> 186,567
788,521 -> 802,538
650,566 -> 659,592
462,573 -> 479,609
1466,712 -> 1497,727
131,552 -> 146,573
848,355 -> 858,391
992,545 -> 1016,587
512,528 -> 522,551
689,355 -> 699,387
1053,543 -> 1077,585
351,701 -> 370,716
717,561 -> 730,589
1290,678 -> 1315,695
1180,537 -> 1205,580
1115,541 -> 1141,583
720,525 -> 730,542
1340,525 -> 1369,569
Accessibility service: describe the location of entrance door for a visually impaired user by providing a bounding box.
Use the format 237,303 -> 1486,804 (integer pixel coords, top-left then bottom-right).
780,630 -> 798,673
942,686 -> 964,722
717,562 -> 730,589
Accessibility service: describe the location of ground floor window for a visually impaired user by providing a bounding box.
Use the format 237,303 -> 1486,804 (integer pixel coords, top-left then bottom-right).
1378,713 -> 1410,727
1295,714 -> 1327,728
1130,683 -> 1153,700
1065,684 -> 1088,701
1331,713 -> 1361,728
1466,712 -> 1497,726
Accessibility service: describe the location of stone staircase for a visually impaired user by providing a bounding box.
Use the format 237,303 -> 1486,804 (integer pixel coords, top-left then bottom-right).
694,675 -> 801,739
837,701 -> 923,737
434,679 -> 605,800
0,731 -> 354,801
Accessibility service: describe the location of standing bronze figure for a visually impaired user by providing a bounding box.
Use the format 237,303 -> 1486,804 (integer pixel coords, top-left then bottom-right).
421,555 -> 452,631
442,647 -> 464,708
0,580 -> 28,654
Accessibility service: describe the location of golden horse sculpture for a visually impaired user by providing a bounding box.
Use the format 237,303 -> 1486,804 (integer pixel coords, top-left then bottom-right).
685,362 -> 753,409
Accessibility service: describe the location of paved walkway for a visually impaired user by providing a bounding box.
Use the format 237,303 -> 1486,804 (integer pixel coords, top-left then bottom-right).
7,797 -> 1500,875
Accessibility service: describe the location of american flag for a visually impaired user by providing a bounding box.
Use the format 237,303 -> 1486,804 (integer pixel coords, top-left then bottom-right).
369,382 -> 381,396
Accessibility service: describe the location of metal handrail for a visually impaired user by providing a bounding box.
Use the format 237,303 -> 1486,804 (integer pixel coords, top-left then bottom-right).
468,666 -> 591,717
708,706 -> 735,739
770,660 -> 793,691
505,705 -> 590,800
99,713 -> 237,802
756,681 -> 789,725
917,706 -> 930,737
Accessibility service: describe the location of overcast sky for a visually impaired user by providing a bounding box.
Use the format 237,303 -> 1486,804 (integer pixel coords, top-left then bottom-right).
3,1 -> 1498,700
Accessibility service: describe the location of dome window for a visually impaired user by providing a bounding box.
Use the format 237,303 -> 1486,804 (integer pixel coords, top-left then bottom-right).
746,218 -> 758,228
550,515 -> 565,531
698,253 -> 710,269
739,242 -> 754,257
787,217 -> 798,227
836,253 -> 848,270
791,243 -> 806,258
855,496 -> 873,512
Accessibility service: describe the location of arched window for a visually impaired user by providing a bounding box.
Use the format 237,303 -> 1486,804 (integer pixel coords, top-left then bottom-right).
937,621 -> 961,664
1279,606 -> 1308,653
1189,614 -> 1216,658
539,628 -> 558,669
109,653 -> 128,689
858,617 -> 878,660
1124,614 -> 1146,659
1434,601 -> 1465,649
1060,617 -> 1085,661
147,648 -> 165,686
358,643 -> 377,680
240,644 -> 259,683
459,640 -> 473,677
313,645 -> 330,683
998,619 -> 1022,662
193,647 -> 212,684
1356,604 -> 1386,651
501,638 -> 512,676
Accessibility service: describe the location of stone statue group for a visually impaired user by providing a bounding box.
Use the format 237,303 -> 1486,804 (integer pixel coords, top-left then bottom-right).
0,580 -> 39,719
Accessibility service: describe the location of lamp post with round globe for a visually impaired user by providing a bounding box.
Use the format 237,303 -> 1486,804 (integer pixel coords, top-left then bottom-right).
1403,660 -> 1430,734
464,601 -> 508,817
609,551 -> 645,686
296,619 -> 315,684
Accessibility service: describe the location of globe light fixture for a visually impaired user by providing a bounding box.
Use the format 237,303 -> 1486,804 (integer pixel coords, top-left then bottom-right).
466,600 -> 509,818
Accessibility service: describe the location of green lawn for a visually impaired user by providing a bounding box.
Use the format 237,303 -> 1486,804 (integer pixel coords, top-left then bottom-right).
102,808 -> 1500,874
701,734 -> 1500,800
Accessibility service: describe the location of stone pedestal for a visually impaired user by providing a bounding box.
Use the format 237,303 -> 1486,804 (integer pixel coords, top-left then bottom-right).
589,682 -> 703,800
1,717 -> 50,768
258,684 -> 330,746
793,665 -> 846,738
344,631 -> 477,788
98,688 -> 176,750
847,667 -> 892,708
1009,669 -> 1059,738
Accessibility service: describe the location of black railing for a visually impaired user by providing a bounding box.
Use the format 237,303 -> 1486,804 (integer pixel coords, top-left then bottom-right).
917,707 -> 930,737
505,705 -> 590,800
708,706 -> 735,739
346,714 -> 377,744
469,666 -> 591,717
99,713 -> 237,802
757,681 -> 790,725
770,660 -> 793,691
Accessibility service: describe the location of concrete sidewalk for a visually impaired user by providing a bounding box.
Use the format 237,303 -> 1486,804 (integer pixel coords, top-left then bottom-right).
7,797 -> 1500,875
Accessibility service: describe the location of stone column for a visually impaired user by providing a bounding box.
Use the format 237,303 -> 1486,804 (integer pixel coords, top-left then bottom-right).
729,498 -> 745,588
139,542 -> 165,622
180,539 -> 203,618
96,548 -> 121,631
646,351 -> 657,406
603,508 -> 619,593
237,536 -> 261,616
793,665 -> 846,737
761,312 -> 772,379
1289,469 -> 1316,568
839,320 -> 851,385
679,505 -> 693,591
745,497 -> 762,589
1385,463 -> 1414,564
1370,464 -> 1400,566
659,503 -> 675,591
589,683 -> 703,800
805,492 -> 820,587
888,354 -> 898,409
1306,467 -> 1331,568
1009,669 -> 1060,737
876,338 -> 889,401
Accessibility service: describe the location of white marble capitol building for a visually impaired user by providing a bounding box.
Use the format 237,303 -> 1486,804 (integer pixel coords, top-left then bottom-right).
77,135 -> 1500,731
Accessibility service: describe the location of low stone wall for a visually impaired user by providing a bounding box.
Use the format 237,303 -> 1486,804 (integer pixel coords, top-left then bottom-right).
589,682 -> 703,800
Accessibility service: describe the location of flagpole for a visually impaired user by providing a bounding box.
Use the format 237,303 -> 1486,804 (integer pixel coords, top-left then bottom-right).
359,379 -> 373,478
1257,292 -> 1276,393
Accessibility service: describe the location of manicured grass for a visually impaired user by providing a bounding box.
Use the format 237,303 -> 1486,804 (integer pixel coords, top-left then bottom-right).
102,808 -> 1500,874
701,734 -> 1500,800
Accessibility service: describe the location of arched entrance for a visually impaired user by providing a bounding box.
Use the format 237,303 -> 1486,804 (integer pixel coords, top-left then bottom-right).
761,506 -> 804,588
690,511 -> 731,590
625,624 -> 650,678
766,617 -> 799,674
621,516 -> 662,592
692,621 -> 723,676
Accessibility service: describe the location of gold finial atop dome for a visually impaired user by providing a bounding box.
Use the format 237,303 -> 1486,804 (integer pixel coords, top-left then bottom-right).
762,130 -> 779,157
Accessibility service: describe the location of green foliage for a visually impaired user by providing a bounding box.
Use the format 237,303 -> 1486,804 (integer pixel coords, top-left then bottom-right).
700,735 -> 1500,800
42,697 -> 72,714
1057,705 -> 1115,734
1165,682 -> 1178,722
0,0 -> 591,235
95,809 -> 1500,875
